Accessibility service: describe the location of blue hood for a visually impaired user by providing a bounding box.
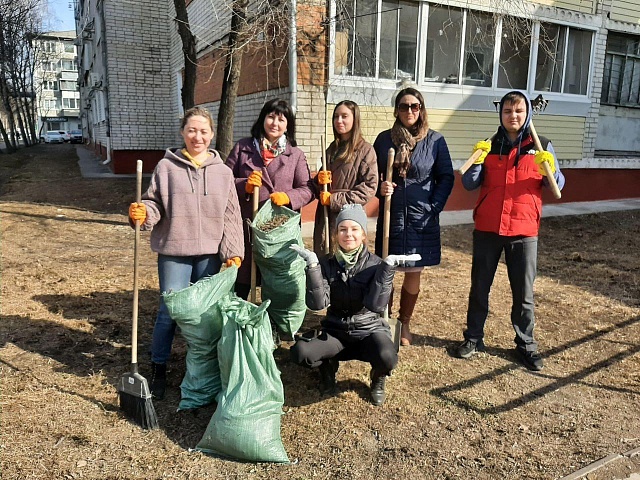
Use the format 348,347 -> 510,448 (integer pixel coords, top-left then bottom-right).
498,90 -> 533,146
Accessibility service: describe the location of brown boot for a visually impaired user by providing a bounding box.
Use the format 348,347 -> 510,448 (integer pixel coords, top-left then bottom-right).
398,288 -> 419,346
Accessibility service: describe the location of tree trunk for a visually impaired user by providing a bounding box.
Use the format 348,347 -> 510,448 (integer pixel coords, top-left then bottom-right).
173,0 -> 197,111
216,0 -> 248,160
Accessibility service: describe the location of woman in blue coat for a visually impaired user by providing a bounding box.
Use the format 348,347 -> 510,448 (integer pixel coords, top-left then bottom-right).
374,87 -> 455,346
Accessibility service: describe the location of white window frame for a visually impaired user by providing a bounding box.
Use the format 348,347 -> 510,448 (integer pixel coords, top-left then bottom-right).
329,0 -> 596,100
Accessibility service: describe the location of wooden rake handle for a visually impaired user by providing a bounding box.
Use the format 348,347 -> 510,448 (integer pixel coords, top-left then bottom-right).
250,185 -> 259,304
131,159 -> 143,365
458,133 -> 497,175
320,135 -> 330,255
529,122 -> 561,199
382,148 -> 394,260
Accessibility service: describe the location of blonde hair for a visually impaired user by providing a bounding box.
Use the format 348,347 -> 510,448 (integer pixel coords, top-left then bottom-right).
180,106 -> 214,131
330,226 -> 368,255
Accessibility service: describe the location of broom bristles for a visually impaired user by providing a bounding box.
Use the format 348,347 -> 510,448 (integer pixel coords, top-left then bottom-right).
118,369 -> 159,430
119,391 -> 159,430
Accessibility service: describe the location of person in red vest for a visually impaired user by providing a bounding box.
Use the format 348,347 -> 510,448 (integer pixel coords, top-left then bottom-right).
455,90 -> 565,371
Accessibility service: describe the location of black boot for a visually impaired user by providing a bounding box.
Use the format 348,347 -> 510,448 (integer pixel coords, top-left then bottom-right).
370,369 -> 387,406
318,359 -> 338,395
150,362 -> 167,400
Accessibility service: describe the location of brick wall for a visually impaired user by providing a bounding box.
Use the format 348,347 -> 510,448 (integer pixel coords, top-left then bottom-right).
105,0 -> 176,151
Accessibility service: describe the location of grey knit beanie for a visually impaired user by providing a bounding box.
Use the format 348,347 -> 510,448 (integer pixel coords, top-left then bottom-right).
335,204 -> 368,233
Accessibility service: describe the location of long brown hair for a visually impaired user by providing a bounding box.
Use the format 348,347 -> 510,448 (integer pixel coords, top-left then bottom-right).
328,100 -> 364,164
394,87 -> 429,137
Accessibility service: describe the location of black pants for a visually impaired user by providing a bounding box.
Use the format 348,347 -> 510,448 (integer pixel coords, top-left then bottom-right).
290,329 -> 398,374
464,230 -> 538,352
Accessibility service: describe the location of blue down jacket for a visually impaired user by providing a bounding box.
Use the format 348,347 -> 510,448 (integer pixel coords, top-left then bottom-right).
373,129 -> 454,267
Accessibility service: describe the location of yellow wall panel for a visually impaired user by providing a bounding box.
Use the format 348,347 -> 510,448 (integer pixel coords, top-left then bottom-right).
325,106 -> 585,161
610,0 -> 640,24
530,0 -> 595,14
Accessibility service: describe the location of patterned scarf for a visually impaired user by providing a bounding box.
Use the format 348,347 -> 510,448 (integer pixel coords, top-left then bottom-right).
259,135 -> 287,166
389,120 -> 428,178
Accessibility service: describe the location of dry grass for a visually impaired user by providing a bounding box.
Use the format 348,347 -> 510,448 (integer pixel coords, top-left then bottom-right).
1,143 -> 639,479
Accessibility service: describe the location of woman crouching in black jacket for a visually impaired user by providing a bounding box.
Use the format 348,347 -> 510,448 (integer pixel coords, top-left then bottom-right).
290,204 -> 418,406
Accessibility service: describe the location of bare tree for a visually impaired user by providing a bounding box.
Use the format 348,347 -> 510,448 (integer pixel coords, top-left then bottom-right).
215,0 -> 249,159
173,0 -> 197,110
0,0 -> 41,151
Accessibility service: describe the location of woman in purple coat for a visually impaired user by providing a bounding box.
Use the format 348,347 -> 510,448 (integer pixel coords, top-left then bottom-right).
225,98 -> 314,299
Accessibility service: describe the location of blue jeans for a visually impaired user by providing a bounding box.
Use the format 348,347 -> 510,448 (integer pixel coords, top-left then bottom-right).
151,254 -> 222,364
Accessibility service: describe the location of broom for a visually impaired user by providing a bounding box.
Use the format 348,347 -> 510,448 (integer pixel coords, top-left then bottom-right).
118,159 -> 159,429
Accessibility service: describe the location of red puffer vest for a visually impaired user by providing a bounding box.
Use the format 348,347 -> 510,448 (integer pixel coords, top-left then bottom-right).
473,135 -> 546,237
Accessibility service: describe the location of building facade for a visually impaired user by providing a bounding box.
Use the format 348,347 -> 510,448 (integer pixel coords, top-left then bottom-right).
34,30 -> 81,137
77,0 -> 640,205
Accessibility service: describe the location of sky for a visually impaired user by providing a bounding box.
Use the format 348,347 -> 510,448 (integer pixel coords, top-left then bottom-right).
46,0 -> 76,32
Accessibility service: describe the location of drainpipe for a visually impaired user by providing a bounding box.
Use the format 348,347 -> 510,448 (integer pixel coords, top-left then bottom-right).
99,0 -> 112,165
289,0 -> 297,113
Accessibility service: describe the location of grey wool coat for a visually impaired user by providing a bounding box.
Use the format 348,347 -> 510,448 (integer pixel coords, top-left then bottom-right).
225,137 -> 314,285
313,141 -> 378,254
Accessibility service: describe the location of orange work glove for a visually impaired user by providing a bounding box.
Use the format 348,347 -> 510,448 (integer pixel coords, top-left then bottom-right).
320,191 -> 331,206
128,202 -> 147,224
245,170 -> 263,193
225,257 -> 241,268
270,192 -> 290,206
317,170 -> 332,185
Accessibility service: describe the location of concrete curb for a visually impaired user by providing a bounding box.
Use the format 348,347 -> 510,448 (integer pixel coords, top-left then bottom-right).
558,447 -> 640,480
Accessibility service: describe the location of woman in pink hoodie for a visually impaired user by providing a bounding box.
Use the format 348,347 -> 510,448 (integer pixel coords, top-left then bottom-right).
128,106 -> 244,400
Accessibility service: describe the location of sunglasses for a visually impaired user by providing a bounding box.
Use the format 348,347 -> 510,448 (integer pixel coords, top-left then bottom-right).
397,102 -> 421,113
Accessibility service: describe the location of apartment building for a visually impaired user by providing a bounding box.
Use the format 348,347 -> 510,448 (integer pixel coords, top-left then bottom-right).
78,0 -> 640,205
35,30 -> 81,136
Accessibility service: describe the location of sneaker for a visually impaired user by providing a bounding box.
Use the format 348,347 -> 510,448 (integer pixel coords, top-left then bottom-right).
516,348 -> 544,371
455,339 -> 485,359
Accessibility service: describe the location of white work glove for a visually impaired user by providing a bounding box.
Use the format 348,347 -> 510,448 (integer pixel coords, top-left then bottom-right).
384,254 -> 421,267
290,244 -> 319,268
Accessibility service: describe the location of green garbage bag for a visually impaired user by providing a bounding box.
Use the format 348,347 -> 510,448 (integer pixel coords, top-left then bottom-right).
251,201 -> 306,338
196,295 -> 289,463
162,266 -> 237,410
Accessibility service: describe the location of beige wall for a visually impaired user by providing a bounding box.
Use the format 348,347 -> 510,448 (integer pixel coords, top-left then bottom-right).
609,0 -> 640,24
325,106 -> 585,162
531,0 -> 596,14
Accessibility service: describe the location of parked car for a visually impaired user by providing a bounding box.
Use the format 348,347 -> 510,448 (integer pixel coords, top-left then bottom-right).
58,131 -> 71,142
69,130 -> 83,144
44,131 -> 65,144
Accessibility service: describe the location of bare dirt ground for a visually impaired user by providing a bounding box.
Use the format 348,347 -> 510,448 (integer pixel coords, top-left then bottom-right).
1,143 -> 639,480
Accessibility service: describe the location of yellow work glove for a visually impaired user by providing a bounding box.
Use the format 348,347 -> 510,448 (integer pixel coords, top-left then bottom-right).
128,202 -> 147,224
245,170 -> 262,194
534,150 -> 556,176
270,192 -> 290,206
225,257 -> 241,268
317,170 -> 332,185
472,140 -> 492,164
320,191 -> 331,206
